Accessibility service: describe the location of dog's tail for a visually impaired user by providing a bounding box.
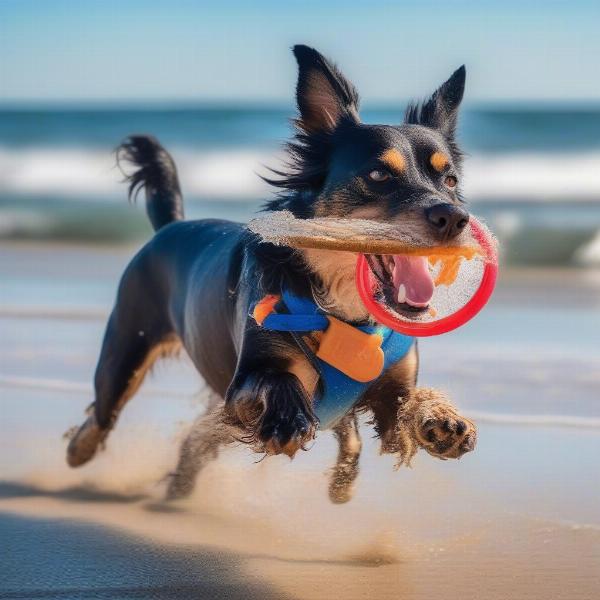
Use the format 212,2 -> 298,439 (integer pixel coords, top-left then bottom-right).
117,135 -> 184,231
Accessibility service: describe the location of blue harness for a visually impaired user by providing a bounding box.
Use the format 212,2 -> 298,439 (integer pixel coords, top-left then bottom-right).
254,289 -> 414,429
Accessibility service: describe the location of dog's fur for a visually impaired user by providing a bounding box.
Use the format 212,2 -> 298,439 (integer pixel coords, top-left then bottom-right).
66,45 -> 476,504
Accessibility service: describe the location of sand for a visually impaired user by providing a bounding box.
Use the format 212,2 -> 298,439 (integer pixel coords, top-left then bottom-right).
1,241 -> 599,600
1,426 -> 599,600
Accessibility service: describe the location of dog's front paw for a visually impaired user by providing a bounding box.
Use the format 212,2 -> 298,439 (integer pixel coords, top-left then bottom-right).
259,399 -> 316,458
226,370 -> 317,458
412,388 -> 476,460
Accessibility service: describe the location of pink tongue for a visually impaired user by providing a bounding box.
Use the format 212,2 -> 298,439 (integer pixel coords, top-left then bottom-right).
392,255 -> 435,307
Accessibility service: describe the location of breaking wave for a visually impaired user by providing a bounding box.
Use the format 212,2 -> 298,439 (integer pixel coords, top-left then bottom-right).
1,145 -> 599,203
0,145 -> 273,200
1,145 -> 600,265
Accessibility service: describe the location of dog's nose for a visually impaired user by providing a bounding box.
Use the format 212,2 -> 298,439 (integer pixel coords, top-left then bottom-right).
425,203 -> 470,240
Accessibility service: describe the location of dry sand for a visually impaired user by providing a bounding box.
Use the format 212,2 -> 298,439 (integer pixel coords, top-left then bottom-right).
1,412 -> 599,600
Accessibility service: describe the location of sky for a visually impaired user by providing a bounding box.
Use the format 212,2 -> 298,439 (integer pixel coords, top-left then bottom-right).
1,0 -> 600,104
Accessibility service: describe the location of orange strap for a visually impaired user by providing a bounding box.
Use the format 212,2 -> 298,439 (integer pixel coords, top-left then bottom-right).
252,294 -> 280,325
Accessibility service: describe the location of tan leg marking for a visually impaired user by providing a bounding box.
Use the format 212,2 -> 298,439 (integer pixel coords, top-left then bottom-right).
288,349 -> 320,398
66,335 -> 182,468
115,335 -> 182,415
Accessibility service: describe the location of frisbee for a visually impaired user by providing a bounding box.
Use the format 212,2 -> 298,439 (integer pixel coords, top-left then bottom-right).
355,217 -> 498,337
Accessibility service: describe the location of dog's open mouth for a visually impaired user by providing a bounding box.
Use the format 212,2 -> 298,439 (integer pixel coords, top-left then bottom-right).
365,254 -> 435,316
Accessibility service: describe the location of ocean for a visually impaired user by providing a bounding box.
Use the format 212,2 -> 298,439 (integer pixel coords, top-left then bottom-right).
1,104 -> 600,265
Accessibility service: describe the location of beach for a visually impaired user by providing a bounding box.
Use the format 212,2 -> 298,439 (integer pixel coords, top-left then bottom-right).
2,2 -> 600,595
1,240 -> 599,600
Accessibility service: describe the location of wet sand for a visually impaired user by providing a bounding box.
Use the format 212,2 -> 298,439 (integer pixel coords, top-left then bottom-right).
1,241 -> 600,600
1,426 -> 599,600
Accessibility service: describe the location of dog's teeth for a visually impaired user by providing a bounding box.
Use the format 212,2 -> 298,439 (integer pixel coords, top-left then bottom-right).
385,256 -> 395,273
397,284 -> 406,304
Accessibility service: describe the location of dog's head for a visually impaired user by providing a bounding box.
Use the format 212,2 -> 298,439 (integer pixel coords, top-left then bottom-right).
266,45 -> 469,321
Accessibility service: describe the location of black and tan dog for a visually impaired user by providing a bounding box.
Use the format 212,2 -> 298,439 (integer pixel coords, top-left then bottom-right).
67,45 -> 476,504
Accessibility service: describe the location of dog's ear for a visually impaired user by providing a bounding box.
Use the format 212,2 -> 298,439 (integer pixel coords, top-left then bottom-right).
293,45 -> 360,134
406,65 -> 466,138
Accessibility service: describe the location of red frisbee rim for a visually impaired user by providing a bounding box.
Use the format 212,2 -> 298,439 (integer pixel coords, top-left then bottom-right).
355,218 -> 498,337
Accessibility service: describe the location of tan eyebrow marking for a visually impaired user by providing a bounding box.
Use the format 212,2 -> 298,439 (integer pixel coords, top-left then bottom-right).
380,148 -> 406,174
430,151 -> 449,172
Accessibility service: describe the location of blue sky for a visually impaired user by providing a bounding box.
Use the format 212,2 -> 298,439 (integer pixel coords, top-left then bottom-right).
1,0 -> 599,103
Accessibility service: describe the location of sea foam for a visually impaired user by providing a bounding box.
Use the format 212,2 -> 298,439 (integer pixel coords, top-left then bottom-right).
1,145 -> 599,202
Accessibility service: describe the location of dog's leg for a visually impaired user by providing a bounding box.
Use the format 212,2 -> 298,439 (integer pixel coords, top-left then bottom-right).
66,323 -> 178,467
227,369 -> 317,457
225,327 -> 319,458
328,412 -> 362,504
361,344 -> 476,465
166,400 -> 233,500
361,344 -> 419,456
66,266 -> 177,467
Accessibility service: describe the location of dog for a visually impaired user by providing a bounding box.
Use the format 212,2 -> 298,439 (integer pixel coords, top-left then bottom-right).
66,45 -> 476,504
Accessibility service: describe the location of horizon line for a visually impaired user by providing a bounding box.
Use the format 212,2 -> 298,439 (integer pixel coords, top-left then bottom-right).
2,98 -> 600,111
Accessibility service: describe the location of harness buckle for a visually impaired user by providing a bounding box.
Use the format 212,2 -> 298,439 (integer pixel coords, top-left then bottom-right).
316,317 -> 384,382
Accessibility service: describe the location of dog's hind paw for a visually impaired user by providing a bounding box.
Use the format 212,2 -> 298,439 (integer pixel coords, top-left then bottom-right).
328,457 -> 359,504
65,414 -> 108,467
411,388 -> 477,460
165,471 -> 195,501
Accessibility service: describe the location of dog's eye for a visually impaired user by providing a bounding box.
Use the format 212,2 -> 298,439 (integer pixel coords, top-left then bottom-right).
444,175 -> 458,188
368,169 -> 391,182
